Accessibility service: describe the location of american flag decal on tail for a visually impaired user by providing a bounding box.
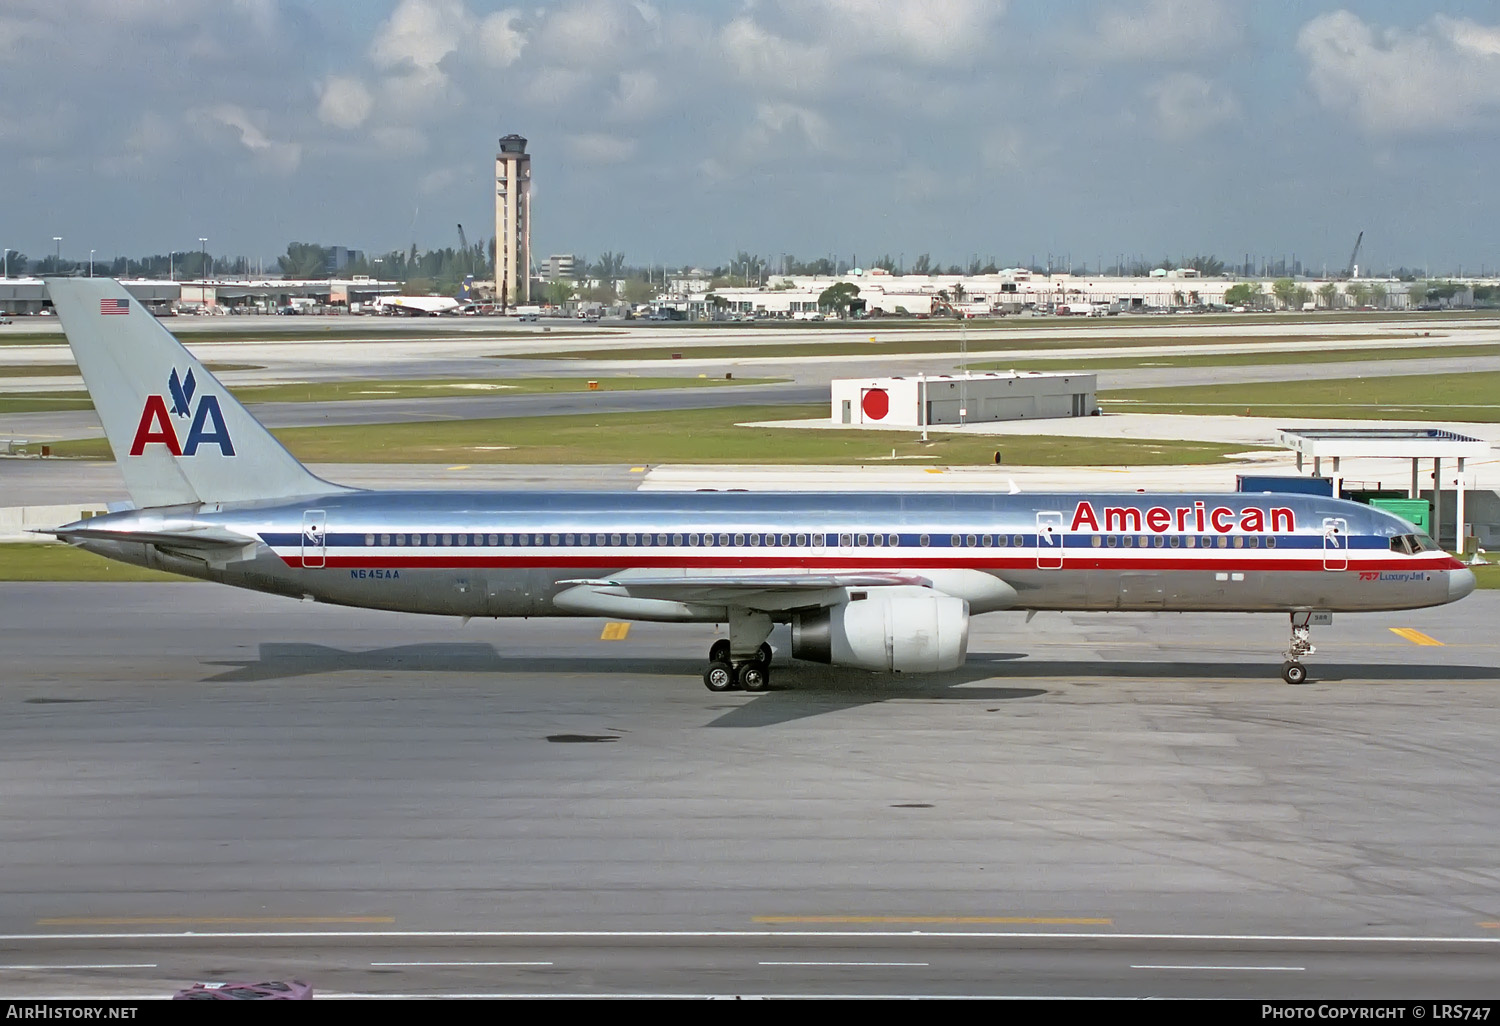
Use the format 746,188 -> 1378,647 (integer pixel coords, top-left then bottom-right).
99,298 -> 129,315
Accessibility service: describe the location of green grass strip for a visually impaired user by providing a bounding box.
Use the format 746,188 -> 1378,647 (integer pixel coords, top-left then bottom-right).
50,403 -> 1245,465
0,374 -> 782,413
0,543 -> 194,581
1103,370 -> 1500,422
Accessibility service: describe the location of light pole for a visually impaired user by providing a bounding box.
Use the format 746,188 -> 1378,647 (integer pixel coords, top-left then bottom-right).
199,238 -> 208,280
53,237 -> 62,273
2,246 -> 7,279
89,250 -> 95,278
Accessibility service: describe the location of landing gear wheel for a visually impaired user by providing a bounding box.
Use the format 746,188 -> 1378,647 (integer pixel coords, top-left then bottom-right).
709,639 -> 730,664
703,661 -> 736,692
1281,661 -> 1307,686
757,642 -> 773,665
737,661 -> 770,693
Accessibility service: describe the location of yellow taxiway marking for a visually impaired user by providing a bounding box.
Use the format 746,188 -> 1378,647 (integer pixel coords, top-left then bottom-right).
629,466 -> 646,473
1479,921 -> 1500,929
600,622 -> 631,641
37,916 -> 396,927
446,465 -> 470,471
750,924 -> 1116,930
1390,627 -> 1444,646
924,468 -> 945,474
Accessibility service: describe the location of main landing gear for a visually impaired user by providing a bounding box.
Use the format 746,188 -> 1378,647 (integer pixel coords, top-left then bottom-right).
1281,612 -> 1317,685
702,611 -> 774,693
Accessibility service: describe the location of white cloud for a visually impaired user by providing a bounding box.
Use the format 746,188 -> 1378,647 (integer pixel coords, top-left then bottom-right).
317,76 -> 374,130
979,129 -> 1024,171
194,104 -> 302,174
477,8 -> 525,67
609,69 -> 662,120
370,0 -> 470,73
1297,11 -> 1500,133
1144,72 -> 1239,140
566,132 -> 638,164
720,17 -> 830,94
745,102 -> 833,154
1086,0 -> 1242,61
532,0 -> 653,69
808,0 -> 1004,65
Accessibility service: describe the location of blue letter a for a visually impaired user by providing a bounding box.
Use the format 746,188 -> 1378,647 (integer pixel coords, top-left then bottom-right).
183,395 -> 235,456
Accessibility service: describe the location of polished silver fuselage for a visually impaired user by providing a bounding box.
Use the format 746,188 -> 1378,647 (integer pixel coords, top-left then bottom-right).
76,489 -> 1472,620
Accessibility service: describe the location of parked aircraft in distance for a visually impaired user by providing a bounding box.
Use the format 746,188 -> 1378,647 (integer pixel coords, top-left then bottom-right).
43,279 -> 1475,690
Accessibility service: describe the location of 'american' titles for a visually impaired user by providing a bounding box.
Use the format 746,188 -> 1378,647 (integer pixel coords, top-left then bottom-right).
1070,500 -> 1294,534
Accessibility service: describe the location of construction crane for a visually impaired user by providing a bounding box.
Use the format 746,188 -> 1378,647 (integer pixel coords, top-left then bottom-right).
1345,230 -> 1363,279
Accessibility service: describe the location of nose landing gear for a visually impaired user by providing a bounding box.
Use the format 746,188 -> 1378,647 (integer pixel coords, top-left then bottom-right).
1282,612 -> 1319,685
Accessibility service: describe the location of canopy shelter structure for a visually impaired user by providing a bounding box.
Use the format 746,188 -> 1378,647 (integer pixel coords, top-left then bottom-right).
1275,428 -> 1491,552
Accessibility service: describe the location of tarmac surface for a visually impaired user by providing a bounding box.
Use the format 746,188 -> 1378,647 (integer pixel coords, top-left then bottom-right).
2,582 -> 1498,998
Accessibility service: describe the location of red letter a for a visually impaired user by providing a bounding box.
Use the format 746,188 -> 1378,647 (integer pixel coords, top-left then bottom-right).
129,394 -> 182,455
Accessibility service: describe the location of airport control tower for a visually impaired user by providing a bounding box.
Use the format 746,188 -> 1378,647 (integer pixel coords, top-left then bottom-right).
495,134 -> 531,306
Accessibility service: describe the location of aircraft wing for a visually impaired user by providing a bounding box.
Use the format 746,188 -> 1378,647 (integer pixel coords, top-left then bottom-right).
557,570 -> 932,610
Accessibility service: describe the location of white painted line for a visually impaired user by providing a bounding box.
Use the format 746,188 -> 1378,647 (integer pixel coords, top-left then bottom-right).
5,929 -> 1497,944
0,964 -> 158,970
1132,964 -> 1305,972
760,961 -> 929,967
370,961 -> 553,967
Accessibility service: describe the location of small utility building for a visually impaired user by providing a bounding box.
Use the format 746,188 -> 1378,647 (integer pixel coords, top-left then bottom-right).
831,371 -> 1098,427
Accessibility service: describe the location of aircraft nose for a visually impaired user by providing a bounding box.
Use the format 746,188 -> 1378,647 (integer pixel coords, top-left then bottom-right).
1449,567 -> 1476,602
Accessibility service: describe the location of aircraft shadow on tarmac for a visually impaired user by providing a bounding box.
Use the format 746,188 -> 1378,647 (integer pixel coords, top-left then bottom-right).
198,642 -> 1500,727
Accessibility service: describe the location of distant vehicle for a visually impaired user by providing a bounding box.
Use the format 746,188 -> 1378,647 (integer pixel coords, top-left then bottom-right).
276,306 -> 300,315
173,980 -> 312,1000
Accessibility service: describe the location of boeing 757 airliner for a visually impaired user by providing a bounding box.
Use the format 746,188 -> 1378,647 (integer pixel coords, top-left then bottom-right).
42,279 -> 1474,690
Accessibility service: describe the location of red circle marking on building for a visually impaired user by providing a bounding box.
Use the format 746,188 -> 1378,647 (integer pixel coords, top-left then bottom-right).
861,388 -> 889,420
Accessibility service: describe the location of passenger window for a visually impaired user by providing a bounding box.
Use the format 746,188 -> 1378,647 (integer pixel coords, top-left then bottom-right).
550,533 -> 560,546
1246,537 -> 1258,549
796,533 -> 807,547
626,534 -> 636,546
641,534 -> 653,546
966,534 -> 977,547
982,535 -> 993,547
396,534 -> 406,546
858,533 -> 869,546
1123,536 -> 1133,548
689,534 -> 699,546
1217,536 -> 1228,548
734,533 -> 745,546
1266,537 -> 1276,549
673,533 -> 683,546
428,534 -> 438,546
1107,536 -> 1117,548
839,533 -> 853,547
488,534 -> 498,546
919,534 -> 930,547
1013,535 -> 1024,547
750,533 -> 761,546
1169,536 -> 1180,548
951,534 -> 961,547
457,534 -> 467,546
889,533 -> 899,547
720,534 -> 730,546
1091,536 -> 1102,548
611,533 -> 622,546
381,534 -> 391,546
1233,536 -> 1243,548
781,533 -> 791,546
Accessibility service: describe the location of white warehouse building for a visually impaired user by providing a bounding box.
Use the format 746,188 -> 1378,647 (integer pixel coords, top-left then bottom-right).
831,372 -> 1099,427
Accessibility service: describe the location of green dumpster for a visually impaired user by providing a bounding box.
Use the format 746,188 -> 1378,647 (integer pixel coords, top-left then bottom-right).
1370,498 -> 1431,535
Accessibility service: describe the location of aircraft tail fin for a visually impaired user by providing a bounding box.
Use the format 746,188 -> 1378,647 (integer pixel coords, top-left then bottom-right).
45,278 -> 350,509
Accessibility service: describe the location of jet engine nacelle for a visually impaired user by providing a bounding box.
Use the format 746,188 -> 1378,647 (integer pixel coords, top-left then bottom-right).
791,586 -> 970,672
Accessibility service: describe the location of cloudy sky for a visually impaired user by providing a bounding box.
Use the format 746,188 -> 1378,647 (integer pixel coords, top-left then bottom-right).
4,0 -> 1499,274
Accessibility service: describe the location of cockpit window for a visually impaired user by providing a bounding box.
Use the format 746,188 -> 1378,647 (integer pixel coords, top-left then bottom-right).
1390,533 -> 1441,554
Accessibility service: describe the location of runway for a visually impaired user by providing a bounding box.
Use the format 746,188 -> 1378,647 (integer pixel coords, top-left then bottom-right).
3,582 -> 1498,997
